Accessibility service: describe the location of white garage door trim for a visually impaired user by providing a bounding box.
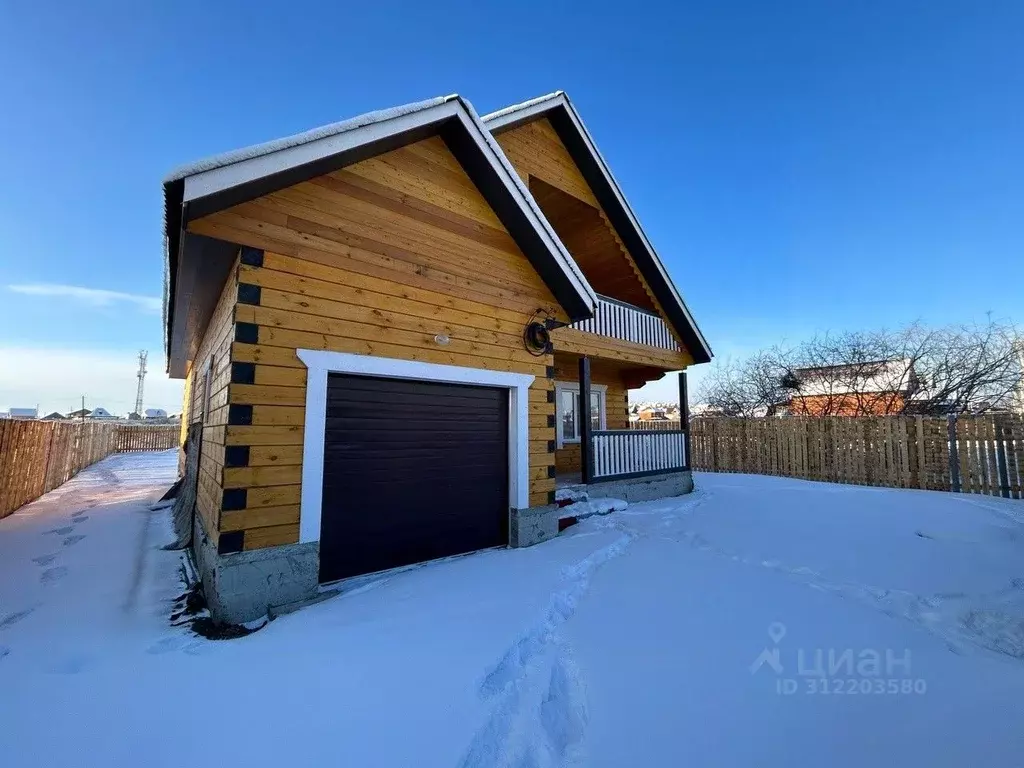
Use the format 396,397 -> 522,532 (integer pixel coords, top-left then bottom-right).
296,349 -> 536,544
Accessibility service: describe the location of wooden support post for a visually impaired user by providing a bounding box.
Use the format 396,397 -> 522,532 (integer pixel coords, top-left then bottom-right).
679,370 -> 691,471
947,414 -> 961,493
579,356 -> 594,484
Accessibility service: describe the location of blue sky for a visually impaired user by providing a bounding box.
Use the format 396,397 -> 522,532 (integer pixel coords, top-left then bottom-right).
1,0 -> 1021,413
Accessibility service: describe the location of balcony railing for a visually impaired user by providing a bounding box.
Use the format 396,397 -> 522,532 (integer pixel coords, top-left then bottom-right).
590,429 -> 688,482
571,295 -> 678,351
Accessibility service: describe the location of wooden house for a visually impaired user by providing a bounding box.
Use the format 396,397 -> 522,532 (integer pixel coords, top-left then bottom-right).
163,92 -> 711,622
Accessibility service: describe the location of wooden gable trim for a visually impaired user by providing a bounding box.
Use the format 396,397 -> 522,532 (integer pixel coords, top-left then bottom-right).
486,94 -> 713,364
164,97 -> 598,375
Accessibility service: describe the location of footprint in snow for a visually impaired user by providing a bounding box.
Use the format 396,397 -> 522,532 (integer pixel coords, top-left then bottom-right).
63,535 -> 86,547
32,554 -> 57,567
0,607 -> 35,630
0,646 -> 9,661
40,566 -> 68,584
51,654 -> 90,675
47,526 -> 75,536
71,514 -> 89,524
148,635 -> 208,656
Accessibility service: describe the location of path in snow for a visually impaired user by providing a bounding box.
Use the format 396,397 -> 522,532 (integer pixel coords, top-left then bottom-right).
459,494 -> 711,768
0,450 -> 191,673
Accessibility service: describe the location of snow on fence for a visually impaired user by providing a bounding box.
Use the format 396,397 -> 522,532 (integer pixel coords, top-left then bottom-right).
690,415 -> 1024,498
0,422 -> 180,518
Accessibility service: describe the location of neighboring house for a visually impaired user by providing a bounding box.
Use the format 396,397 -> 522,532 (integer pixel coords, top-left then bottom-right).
41,412 -> 68,421
638,407 -> 669,421
3,407 -> 38,420
89,407 -> 116,420
67,408 -> 92,419
163,91 -> 711,623
782,359 -> 918,417
145,408 -> 169,420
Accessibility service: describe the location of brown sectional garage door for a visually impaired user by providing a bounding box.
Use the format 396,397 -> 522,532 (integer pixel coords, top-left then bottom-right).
319,373 -> 510,583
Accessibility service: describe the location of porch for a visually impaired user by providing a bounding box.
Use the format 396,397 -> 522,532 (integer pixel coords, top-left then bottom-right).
550,353 -> 692,490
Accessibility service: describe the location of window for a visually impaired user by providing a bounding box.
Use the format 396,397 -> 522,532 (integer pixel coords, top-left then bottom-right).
554,382 -> 607,446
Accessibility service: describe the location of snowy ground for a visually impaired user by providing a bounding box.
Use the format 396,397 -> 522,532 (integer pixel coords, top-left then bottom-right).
2,453 -> 1024,767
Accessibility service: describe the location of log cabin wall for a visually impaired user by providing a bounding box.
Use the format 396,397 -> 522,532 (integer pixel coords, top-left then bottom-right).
179,256 -> 239,544
185,136 -> 565,551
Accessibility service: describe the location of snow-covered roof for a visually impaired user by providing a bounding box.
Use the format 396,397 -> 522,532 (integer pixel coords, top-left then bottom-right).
793,359 -> 916,396
163,94 -> 599,372
165,97 -> 454,183
483,92 -> 713,365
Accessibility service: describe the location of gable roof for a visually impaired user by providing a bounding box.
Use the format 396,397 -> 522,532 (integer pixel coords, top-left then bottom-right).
163,95 -> 598,372
484,92 -> 713,364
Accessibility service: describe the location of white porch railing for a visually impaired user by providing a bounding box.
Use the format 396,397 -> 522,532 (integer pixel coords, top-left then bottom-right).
591,429 -> 688,481
571,295 -> 678,351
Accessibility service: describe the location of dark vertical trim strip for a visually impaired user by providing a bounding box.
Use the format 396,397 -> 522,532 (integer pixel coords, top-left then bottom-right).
231,362 -> 256,384
239,247 -> 264,267
234,322 -> 259,344
237,283 -> 262,306
679,371 -> 691,471
579,356 -> 594,484
222,489 -> 247,511
224,446 -> 250,468
228,405 -> 253,426
218,530 -> 245,554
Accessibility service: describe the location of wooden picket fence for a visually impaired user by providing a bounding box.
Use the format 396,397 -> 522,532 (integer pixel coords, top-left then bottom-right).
0,421 -> 180,519
629,420 -> 683,431
690,414 -> 1024,498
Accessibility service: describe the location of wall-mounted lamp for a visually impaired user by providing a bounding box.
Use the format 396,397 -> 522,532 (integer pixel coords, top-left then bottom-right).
433,334 -> 451,346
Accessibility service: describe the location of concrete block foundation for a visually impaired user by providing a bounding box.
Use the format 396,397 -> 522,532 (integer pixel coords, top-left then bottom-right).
509,504 -> 560,548
585,470 -> 693,504
191,516 -> 320,625
511,470 -> 693,548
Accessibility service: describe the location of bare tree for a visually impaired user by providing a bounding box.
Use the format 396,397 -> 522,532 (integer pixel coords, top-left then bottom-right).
699,319 -> 1022,417
698,350 -> 790,418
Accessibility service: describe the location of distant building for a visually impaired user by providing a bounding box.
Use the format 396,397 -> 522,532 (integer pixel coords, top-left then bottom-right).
41,412 -> 67,421
67,408 -> 92,419
781,359 -> 918,417
145,408 -> 168,420
3,407 -> 38,420
638,407 -> 669,421
89,407 -> 116,420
